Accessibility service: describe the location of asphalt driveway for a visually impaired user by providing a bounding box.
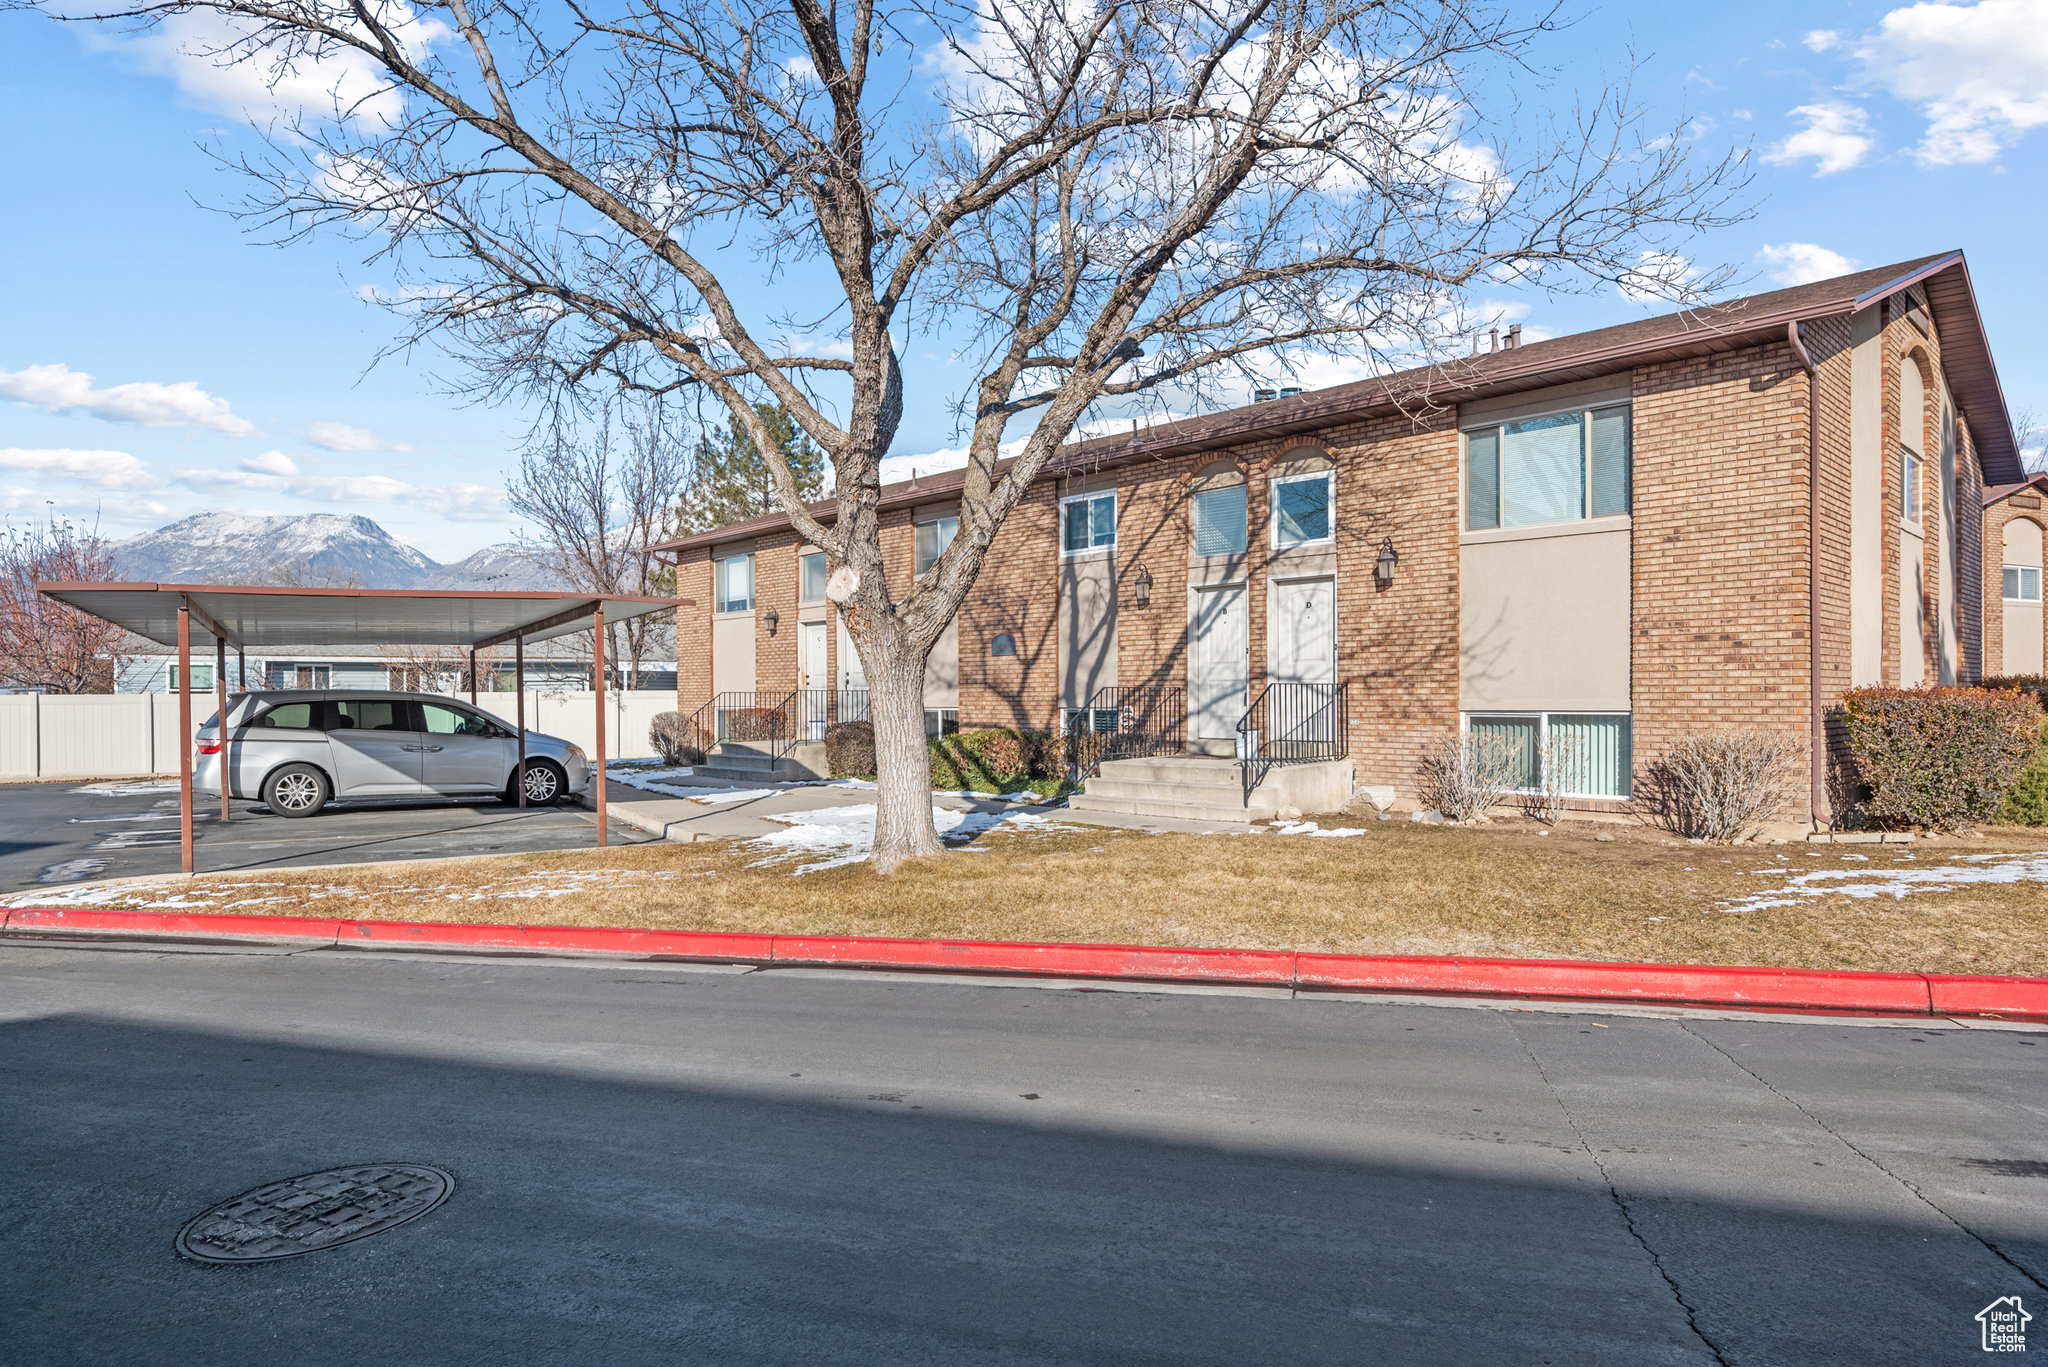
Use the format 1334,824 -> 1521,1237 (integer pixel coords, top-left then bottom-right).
0,779 -> 655,894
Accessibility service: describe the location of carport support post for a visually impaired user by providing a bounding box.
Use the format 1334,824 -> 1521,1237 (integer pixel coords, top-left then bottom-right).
214,637 -> 229,825
515,636 -> 527,808
177,603 -> 192,874
468,647 -> 478,706
593,604 -> 607,847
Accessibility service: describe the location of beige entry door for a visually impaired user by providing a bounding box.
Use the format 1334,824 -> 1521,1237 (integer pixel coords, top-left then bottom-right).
1190,583 -> 1248,740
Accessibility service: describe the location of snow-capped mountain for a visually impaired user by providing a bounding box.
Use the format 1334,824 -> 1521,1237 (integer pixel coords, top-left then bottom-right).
110,513 -> 567,591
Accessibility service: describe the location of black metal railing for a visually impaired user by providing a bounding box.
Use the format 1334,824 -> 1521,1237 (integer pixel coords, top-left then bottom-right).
683,688 -> 872,766
1065,684 -> 1186,780
1234,681 -> 1350,803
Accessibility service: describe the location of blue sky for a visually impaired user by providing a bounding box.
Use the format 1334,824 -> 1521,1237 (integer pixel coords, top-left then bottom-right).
2,0 -> 2044,559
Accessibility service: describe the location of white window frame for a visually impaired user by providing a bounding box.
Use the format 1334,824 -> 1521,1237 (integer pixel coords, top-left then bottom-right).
915,514 -> 959,576
1270,469 -> 1336,548
2005,564 -> 2043,603
1459,711 -> 1633,800
1901,448 -> 1924,528
714,552 -> 754,614
168,664 -> 215,693
1059,490 -> 1117,557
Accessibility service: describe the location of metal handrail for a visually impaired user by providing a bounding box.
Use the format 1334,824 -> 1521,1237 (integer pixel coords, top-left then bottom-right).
685,688 -> 872,766
1065,684 -> 1187,780
1234,680 -> 1350,803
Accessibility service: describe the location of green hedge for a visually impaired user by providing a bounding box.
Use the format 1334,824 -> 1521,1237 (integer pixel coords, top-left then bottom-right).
1840,686 -> 2040,830
930,727 -> 1062,792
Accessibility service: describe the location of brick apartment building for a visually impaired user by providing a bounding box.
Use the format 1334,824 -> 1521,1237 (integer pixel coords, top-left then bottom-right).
658,250 -> 2023,827
1986,474 -> 2048,679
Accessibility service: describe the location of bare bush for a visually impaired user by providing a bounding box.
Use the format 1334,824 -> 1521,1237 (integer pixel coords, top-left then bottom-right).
649,712 -> 708,768
0,516 -> 129,693
1520,735 -> 1579,825
1642,729 -> 1803,841
1419,732 -> 1526,823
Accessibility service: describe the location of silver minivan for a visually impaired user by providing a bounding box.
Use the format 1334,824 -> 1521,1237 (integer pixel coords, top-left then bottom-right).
194,690 -> 591,818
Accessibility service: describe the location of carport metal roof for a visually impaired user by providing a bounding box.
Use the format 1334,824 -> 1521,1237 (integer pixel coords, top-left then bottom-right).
35,582 -> 688,651
37,581 -> 692,875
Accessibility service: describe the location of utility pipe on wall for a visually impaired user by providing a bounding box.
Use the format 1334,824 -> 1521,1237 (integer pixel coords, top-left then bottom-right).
1788,320 -> 1827,830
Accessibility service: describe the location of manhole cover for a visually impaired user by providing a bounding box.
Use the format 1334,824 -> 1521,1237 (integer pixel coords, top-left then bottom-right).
175,1163 -> 454,1264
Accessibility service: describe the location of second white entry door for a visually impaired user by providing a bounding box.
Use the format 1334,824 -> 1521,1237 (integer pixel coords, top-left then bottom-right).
1189,583 -> 1249,740
1270,577 -> 1336,685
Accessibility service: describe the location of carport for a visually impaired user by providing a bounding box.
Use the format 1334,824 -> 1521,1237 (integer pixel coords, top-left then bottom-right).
36,583 -> 687,873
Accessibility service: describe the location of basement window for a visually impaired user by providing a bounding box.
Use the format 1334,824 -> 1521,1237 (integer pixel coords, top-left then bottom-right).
1462,712 -> 1633,799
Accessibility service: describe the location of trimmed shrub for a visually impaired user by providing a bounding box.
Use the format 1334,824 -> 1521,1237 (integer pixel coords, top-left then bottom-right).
929,727 -> 1059,791
722,706 -> 785,742
1840,686 -> 2040,830
825,720 -> 876,779
1998,723 -> 2048,826
648,712 -> 706,768
1978,673 -> 2048,699
1641,728 -> 1803,841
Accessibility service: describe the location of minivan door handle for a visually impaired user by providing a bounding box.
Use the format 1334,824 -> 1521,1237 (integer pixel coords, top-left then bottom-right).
402,744 -> 445,752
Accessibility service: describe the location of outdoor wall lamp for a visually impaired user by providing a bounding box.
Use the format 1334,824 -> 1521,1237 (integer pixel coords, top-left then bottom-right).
1133,563 -> 1154,607
1374,537 -> 1400,587
764,607 -> 780,636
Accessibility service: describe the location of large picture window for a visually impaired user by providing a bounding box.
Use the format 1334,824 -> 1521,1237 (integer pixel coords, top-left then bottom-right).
1465,404 -> 1631,531
1190,484 -> 1247,556
1272,470 -> 1334,546
1464,712 -> 1632,799
714,552 -> 754,613
1061,491 -> 1116,554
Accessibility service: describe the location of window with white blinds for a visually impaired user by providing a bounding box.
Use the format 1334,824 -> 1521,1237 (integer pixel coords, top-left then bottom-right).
1190,485 -> 1247,556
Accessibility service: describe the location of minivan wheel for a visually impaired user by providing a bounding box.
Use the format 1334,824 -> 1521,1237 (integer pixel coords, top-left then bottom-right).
510,759 -> 565,807
262,764 -> 330,818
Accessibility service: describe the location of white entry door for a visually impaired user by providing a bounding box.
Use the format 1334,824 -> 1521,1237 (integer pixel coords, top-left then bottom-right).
799,621 -> 829,739
1190,583 -> 1249,740
1270,577 -> 1336,684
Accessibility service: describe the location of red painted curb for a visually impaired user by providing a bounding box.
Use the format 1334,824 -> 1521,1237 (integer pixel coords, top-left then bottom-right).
3,907 -> 344,943
1926,974 -> 2048,1018
1295,951 -> 1936,1014
4,906 -> 2044,1020
771,934 -> 1296,984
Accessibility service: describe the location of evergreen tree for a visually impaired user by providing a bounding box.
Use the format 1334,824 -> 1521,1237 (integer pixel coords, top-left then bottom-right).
676,402 -> 827,534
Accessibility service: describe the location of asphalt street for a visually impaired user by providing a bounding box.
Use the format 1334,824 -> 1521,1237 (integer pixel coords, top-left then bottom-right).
2,940 -> 2043,1365
0,779 -> 656,893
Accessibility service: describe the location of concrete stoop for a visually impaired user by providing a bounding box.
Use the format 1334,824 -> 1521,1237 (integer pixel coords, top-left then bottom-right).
1069,756 -> 1354,825
691,741 -> 830,784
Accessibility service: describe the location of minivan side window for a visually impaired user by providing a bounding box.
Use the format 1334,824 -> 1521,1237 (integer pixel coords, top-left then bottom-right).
420,702 -> 498,736
331,699 -> 412,732
252,701 -> 321,730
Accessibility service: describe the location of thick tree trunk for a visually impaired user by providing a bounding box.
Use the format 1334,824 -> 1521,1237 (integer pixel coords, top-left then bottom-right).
862,628 -> 945,875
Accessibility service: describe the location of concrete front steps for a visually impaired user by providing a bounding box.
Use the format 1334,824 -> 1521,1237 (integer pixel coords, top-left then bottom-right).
1068,755 -> 1354,825
691,741 -> 829,784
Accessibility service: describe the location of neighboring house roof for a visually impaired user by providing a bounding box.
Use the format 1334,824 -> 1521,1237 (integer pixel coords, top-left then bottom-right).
655,250 -> 2021,554
1985,473 -> 2048,508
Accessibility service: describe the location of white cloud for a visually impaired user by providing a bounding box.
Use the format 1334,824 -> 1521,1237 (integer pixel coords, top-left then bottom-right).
1857,0 -> 2048,165
176,460 -> 511,522
1804,29 -> 1843,52
0,363 -> 257,436
1758,243 -> 1862,286
1765,102 -> 1876,175
0,447 -> 156,490
81,3 -> 445,130
1617,251 -> 1702,304
303,421 -> 412,453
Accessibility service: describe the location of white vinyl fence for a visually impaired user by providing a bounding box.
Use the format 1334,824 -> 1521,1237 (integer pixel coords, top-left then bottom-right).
0,690 -> 678,781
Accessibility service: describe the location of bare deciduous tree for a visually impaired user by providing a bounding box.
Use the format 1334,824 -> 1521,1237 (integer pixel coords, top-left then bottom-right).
20,0 -> 1748,868
0,516 -> 130,693
508,413 -> 688,683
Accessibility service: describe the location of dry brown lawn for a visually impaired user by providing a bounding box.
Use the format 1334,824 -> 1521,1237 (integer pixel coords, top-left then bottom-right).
23,814 -> 2048,977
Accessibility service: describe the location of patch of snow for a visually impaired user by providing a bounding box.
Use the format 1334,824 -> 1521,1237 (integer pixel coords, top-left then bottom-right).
68,813 -> 179,823
74,780 -> 182,796
747,804 -> 1059,874
1714,851 -> 2048,914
